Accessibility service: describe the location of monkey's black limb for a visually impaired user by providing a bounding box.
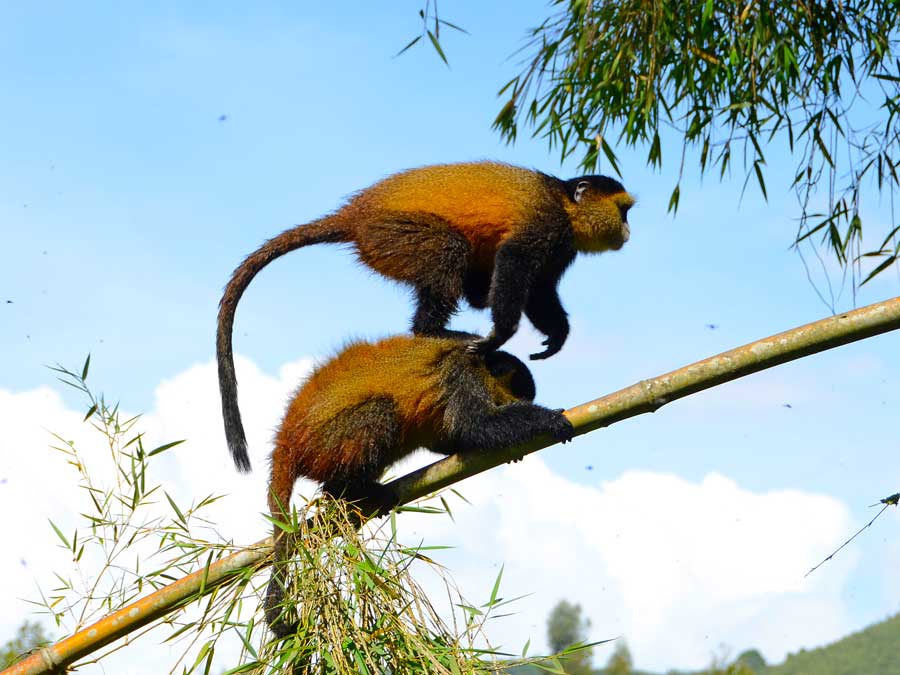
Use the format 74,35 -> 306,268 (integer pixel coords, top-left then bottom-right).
467,223 -> 574,356
360,215 -> 469,336
412,287 -> 460,337
525,288 -> 569,360
454,402 -> 575,450
462,268 -> 492,309
441,351 -> 574,450
525,244 -> 575,359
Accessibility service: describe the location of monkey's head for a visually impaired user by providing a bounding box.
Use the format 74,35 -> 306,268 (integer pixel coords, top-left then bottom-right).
564,175 -> 635,254
484,350 -> 536,402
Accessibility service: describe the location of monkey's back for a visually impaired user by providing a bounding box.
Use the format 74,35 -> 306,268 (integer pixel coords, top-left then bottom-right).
353,162 -> 559,246
275,336 -> 459,483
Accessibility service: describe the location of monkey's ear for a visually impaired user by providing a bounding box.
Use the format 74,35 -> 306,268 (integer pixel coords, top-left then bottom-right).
573,180 -> 591,203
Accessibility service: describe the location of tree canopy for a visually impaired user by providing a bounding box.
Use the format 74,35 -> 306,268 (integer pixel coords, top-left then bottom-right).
495,1 -> 900,288
606,642 -> 634,675
1,621 -> 51,668
547,599 -> 594,674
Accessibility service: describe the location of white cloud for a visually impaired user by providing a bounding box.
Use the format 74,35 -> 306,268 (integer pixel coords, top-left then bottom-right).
399,462 -> 855,671
0,356 -> 861,672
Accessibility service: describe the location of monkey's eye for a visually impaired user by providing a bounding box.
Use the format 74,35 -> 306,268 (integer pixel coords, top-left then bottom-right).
618,203 -> 631,221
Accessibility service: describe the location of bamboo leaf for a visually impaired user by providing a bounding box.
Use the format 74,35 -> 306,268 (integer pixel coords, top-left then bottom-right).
148,439 -> 185,457
394,35 -> 421,57
188,641 -> 213,673
48,519 -> 70,548
862,254 -> 898,285
702,0 -> 714,25
438,18 -> 469,34
488,564 -> 504,606
667,184 -> 681,214
165,491 -> 187,527
427,30 -> 449,66
754,162 -> 768,200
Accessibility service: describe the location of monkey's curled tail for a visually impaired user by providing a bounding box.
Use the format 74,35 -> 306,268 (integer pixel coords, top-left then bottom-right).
217,218 -> 349,472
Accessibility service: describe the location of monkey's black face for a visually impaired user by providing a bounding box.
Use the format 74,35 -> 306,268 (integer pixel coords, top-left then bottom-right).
484,350 -> 536,401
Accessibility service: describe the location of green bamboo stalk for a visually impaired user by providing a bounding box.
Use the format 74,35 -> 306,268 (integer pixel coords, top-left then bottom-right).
389,295 -> 900,501
5,295 -> 900,675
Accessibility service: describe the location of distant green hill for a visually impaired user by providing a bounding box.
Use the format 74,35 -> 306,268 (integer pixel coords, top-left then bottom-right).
764,612 -> 900,675
504,664 -> 657,675
505,612 -> 900,675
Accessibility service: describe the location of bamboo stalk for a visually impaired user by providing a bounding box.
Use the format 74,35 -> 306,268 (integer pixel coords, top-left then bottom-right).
5,295 -> 899,675
390,295 -> 900,501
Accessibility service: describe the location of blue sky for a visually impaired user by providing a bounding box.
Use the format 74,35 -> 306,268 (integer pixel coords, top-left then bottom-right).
2,3 -> 900,672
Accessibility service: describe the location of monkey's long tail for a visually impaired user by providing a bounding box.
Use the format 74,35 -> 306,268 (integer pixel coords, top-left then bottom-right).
264,528 -> 299,639
217,217 -> 349,473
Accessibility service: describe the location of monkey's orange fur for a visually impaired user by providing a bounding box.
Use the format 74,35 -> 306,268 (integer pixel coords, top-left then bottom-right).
361,163 -> 533,239
344,162 -> 631,276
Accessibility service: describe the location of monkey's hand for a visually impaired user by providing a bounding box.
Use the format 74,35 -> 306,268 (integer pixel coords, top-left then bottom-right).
529,331 -> 567,360
546,408 -> 575,444
502,409 -> 573,463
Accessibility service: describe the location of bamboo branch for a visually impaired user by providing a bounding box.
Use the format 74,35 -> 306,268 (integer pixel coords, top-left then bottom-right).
389,295 -> 900,501
5,295 -> 900,675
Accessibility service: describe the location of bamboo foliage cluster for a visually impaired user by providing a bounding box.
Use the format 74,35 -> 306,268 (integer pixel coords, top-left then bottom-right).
261,498 -> 583,674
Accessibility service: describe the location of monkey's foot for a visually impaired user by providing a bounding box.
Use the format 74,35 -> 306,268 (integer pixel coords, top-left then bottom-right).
529,333 -> 566,360
323,480 -> 399,519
